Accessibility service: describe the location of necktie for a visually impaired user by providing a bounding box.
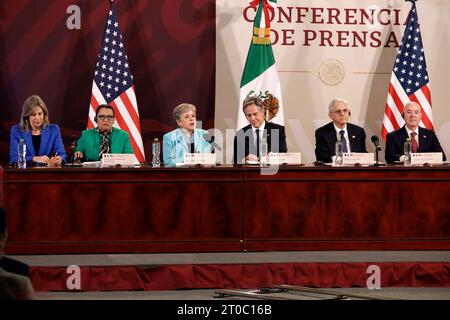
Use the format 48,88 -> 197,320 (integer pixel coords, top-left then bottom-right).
98,132 -> 111,160
340,130 -> 348,153
256,129 -> 260,157
411,132 -> 418,153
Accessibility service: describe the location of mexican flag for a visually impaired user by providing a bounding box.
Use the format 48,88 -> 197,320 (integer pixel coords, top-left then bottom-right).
237,0 -> 284,130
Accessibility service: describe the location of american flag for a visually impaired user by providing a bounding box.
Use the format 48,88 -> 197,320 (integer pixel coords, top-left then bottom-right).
381,0 -> 433,141
87,2 -> 145,161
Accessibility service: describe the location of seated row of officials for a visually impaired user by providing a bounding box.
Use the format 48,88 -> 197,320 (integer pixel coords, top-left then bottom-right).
9,95 -> 447,167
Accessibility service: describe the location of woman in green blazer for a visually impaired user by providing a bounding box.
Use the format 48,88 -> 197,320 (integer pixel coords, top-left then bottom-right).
75,104 -> 133,161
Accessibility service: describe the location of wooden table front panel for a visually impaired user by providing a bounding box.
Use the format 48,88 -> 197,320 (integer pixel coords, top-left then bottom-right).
243,166 -> 450,250
4,167 -> 244,253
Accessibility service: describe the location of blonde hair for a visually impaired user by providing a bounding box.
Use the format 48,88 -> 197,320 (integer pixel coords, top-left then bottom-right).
19,95 -> 49,131
172,103 -> 196,124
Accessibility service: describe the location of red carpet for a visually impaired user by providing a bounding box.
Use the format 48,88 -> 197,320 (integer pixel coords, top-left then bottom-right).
30,262 -> 450,291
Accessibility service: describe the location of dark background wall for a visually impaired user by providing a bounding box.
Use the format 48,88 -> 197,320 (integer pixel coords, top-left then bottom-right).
0,0 -> 215,162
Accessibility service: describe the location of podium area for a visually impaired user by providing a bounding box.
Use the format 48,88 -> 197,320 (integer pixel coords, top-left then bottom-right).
3,165 -> 450,254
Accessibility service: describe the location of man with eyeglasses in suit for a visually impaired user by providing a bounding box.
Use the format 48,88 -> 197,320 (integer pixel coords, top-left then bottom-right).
315,98 -> 367,163
74,104 -> 133,162
385,101 -> 446,163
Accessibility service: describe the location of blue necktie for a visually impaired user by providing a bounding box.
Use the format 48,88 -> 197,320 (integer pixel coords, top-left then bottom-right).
340,130 -> 348,153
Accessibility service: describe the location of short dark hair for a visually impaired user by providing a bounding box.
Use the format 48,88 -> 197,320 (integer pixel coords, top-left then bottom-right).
95,104 -> 115,119
0,207 -> 6,237
242,96 -> 264,112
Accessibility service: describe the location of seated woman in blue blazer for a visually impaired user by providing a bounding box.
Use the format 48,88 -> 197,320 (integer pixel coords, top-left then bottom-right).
163,103 -> 211,166
10,95 -> 66,166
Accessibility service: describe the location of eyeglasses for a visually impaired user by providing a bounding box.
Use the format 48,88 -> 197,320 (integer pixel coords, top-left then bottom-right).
97,115 -> 114,121
333,109 -> 350,115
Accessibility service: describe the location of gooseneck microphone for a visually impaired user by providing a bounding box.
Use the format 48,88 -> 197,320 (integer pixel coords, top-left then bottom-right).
371,135 -> 385,166
371,135 -> 382,151
203,133 -> 222,152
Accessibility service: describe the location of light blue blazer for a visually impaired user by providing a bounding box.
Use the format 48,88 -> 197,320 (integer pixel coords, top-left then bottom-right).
163,128 -> 211,166
9,124 -> 67,163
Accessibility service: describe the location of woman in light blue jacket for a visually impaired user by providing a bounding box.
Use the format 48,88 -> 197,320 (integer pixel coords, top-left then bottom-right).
163,103 -> 211,166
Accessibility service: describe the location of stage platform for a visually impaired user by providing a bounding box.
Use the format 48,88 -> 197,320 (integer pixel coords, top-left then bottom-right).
10,251 -> 450,294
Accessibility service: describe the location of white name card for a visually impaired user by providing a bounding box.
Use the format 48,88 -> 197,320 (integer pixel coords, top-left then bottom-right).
342,153 -> 374,165
183,153 -> 216,165
268,153 -> 302,165
101,153 -> 137,167
411,152 -> 443,165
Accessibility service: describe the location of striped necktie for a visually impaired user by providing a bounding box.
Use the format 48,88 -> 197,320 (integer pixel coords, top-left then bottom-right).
98,131 -> 111,160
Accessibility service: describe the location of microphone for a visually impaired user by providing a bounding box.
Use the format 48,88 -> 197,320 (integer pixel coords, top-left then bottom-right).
203,133 -> 222,151
70,136 -> 78,163
371,135 -> 381,151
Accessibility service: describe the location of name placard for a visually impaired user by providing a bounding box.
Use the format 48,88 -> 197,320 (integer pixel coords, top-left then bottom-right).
411,152 -> 443,165
101,154 -> 137,167
268,153 -> 302,165
342,153 -> 374,165
183,153 -> 216,165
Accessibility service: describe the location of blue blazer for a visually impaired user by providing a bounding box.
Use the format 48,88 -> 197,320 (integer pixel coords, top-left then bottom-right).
163,128 -> 211,166
9,124 -> 67,163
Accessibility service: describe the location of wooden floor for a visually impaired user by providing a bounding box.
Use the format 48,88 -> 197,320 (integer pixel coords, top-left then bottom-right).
36,287 -> 450,300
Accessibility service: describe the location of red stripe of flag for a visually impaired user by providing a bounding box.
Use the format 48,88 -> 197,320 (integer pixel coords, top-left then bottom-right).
110,101 -> 145,162
409,94 -> 434,130
389,84 -> 404,115
384,103 -> 400,131
421,85 -> 432,106
119,88 -> 141,130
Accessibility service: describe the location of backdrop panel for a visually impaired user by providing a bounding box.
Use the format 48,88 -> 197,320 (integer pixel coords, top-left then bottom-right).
0,0 -> 215,162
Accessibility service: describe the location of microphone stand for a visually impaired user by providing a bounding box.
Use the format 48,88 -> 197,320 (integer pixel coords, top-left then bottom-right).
373,146 -> 385,167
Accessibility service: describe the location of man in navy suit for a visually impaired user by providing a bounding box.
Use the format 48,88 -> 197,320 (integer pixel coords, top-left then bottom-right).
385,101 -> 446,163
315,98 -> 367,163
233,96 -> 287,164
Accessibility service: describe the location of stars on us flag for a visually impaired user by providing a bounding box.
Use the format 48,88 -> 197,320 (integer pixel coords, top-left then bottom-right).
94,9 -> 133,102
393,8 -> 429,95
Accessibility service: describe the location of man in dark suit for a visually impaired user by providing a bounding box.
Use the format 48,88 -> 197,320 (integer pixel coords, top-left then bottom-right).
385,101 -> 446,163
0,207 -> 30,278
233,96 -> 287,164
315,98 -> 367,163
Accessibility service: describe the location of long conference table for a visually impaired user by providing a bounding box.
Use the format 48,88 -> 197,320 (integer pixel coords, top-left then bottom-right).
2,164 -> 450,254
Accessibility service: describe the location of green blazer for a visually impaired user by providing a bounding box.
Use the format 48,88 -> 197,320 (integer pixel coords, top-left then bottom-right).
76,128 -> 134,161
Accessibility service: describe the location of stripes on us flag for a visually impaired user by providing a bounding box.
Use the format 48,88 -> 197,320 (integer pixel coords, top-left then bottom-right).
381,1 -> 433,141
87,2 -> 145,162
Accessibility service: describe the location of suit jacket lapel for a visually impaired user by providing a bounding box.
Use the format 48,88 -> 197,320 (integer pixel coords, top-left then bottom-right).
243,124 -> 254,156
347,125 -> 357,151
40,126 -> 49,155
176,129 -> 189,153
193,129 -> 205,153
327,123 -> 336,151
418,127 -> 428,152
265,122 -> 271,150
23,131 -> 34,155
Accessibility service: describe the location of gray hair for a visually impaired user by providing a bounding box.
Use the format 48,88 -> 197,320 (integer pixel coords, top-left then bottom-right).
404,101 -> 421,112
242,96 -> 264,112
172,103 -> 196,123
328,98 -> 349,113
19,95 -> 50,131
